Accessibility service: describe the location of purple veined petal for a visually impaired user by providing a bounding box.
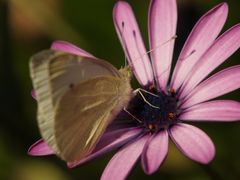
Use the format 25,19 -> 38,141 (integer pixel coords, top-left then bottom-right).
171,3 -> 228,91
181,65 -> 240,109
28,139 -> 54,156
113,1 -> 154,87
141,130 -> 168,175
51,40 -> 95,58
148,0 -> 177,91
169,123 -> 215,164
179,24 -> 240,98
101,135 -> 149,180
68,127 -> 142,168
180,100 -> 240,122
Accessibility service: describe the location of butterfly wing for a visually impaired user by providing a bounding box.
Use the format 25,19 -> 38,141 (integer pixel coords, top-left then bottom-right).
30,50 -> 132,161
55,76 -> 131,161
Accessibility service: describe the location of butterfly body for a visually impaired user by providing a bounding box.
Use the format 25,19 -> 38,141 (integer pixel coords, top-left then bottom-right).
30,50 -> 132,161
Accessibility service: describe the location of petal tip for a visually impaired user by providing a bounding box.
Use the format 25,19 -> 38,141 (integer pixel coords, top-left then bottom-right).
199,155 -> 215,164
113,1 -> 131,20
31,89 -> 36,100
219,2 -> 228,9
27,144 -> 39,156
217,2 -> 228,15
113,1 -> 130,11
170,124 -> 216,165
27,139 -> 54,156
28,140 -> 41,156
201,147 -> 216,164
67,162 -> 75,169
27,146 -> 35,156
50,40 -> 65,49
141,131 -> 168,175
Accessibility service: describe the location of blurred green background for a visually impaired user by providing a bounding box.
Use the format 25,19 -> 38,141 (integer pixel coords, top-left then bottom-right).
0,0 -> 240,179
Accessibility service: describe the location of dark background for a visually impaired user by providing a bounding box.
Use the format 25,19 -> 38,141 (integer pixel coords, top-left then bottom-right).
0,0 -> 240,179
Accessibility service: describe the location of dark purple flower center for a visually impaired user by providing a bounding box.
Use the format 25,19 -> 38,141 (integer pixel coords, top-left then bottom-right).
127,88 -> 179,132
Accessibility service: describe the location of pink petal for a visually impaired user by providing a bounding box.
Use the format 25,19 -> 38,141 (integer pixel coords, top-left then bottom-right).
181,65 -> 240,108
31,89 -> 36,100
169,123 -> 215,164
141,130 -> 168,175
68,127 -> 142,168
51,41 -> 95,58
179,24 -> 240,98
101,135 -> 149,180
113,1 -> 154,87
171,3 -> 228,91
180,100 -> 240,122
148,0 -> 177,91
28,139 -> 54,156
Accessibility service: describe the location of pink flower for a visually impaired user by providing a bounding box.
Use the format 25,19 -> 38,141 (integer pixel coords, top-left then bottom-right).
29,1 -> 240,179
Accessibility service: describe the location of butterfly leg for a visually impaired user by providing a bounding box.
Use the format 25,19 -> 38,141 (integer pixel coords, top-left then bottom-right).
133,88 -> 160,109
123,107 -> 142,123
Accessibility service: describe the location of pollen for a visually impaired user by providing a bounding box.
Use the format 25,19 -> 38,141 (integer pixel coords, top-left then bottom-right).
169,88 -> 176,96
149,84 -> 155,91
127,88 -> 178,132
148,123 -> 157,130
168,112 -> 176,121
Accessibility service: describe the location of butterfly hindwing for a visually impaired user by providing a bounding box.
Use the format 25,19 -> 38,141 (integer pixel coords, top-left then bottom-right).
30,49 -> 132,161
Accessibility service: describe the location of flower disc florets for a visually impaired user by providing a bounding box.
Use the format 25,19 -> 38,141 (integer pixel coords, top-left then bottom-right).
128,88 -> 179,132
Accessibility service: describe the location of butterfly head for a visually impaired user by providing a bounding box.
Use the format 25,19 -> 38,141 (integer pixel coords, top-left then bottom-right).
119,66 -> 132,82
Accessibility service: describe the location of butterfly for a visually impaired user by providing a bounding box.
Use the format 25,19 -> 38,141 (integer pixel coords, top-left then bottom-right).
30,49 -> 133,162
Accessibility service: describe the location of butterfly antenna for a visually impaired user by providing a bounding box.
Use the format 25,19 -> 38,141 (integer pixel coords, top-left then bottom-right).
122,22 -> 128,67
118,21 -> 130,67
135,88 -> 158,97
154,64 -> 171,92
123,107 -> 142,123
132,35 -> 178,63
132,30 -> 147,63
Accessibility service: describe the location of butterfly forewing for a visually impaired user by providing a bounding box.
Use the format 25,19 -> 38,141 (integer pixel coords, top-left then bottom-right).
55,76 -> 130,161
30,50 -> 132,161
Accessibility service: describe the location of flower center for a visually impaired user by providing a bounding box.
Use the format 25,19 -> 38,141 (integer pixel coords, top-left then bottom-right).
127,88 -> 179,132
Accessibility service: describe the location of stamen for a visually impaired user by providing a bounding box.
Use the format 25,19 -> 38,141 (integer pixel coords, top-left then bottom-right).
127,88 -> 178,132
169,88 -> 175,94
168,87 -> 176,97
149,84 -> 155,91
168,112 -> 176,121
148,123 -> 157,131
